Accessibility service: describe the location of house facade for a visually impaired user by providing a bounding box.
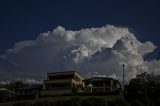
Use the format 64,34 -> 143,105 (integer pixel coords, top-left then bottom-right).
16,85 -> 42,99
43,71 -> 85,95
83,77 -> 121,93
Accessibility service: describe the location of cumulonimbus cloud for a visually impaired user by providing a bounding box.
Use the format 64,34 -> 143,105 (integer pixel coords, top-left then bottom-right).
0,25 -> 159,83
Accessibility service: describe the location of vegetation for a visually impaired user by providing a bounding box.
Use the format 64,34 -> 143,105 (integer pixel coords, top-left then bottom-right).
0,89 -> 11,103
0,95 -> 128,106
4,81 -> 26,92
0,81 -> 29,103
124,72 -> 160,106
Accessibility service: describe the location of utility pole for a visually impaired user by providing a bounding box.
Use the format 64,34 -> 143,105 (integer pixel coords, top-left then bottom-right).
122,64 -> 125,93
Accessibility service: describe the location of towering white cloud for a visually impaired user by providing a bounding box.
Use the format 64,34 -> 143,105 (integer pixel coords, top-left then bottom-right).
0,25 -> 158,82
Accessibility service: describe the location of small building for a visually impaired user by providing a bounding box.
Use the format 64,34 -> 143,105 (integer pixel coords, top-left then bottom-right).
42,71 -> 85,96
83,77 -> 121,94
16,84 -> 42,100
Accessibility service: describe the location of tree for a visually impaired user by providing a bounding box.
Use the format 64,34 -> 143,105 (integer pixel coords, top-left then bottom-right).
0,90 -> 11,103
4,81 -> 25,92
124,72 -> 160,105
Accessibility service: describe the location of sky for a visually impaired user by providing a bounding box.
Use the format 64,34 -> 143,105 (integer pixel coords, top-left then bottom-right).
0,0 -> 160,83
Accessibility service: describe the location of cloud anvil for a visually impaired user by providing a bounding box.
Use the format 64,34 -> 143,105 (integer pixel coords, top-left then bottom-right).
0,25 -> 159,83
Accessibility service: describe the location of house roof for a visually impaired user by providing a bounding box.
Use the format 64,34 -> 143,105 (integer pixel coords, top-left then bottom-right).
47,71 -> 76,75
0,88 -> 8,91
47,71 -> 85,78
0,88 -> 13,93
83,77 -> 120,83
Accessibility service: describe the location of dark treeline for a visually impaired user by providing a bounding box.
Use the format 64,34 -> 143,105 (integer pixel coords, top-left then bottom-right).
1,81 -> 26,91
124,72 -> 160,106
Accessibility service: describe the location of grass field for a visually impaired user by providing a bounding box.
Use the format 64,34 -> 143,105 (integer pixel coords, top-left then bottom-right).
0,95 -> 126,106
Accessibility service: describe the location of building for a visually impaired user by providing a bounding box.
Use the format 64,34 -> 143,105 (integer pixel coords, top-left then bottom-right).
16,84 -> 42,99
83,77 -> 121,94
43,71 -> 85,96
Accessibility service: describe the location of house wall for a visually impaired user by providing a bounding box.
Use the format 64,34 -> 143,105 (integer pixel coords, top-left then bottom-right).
84,78 -> 121,93
43,71 -> 85,95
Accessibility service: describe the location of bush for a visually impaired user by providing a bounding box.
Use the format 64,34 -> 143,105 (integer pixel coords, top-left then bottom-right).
0,91 -> 11,103
81,97 -> 107,106
33,101 -> 51,106
65,97 -> 81,106
130,98 -> 153,106
13,102 -> 32,106
155,98 -> 160,106
130,100 -> 142,106
107,98 -> 129,106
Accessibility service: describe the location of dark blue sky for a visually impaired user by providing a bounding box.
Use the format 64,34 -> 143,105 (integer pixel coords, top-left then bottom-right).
0,0 -> 160,58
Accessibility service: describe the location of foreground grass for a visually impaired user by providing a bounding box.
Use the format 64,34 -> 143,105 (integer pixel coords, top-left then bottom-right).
0,95 -> 128,106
